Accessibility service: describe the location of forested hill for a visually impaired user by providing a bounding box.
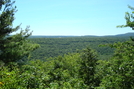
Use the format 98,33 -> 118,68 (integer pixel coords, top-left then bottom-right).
29,35 -> 131,61
30,32 -> 134,38
104,32 -> 134,37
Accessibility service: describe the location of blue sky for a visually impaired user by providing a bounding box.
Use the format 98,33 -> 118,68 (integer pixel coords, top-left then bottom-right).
13,0 -> 134,36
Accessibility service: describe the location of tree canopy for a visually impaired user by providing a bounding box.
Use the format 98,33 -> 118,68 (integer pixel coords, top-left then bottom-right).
0,0 -> 39,64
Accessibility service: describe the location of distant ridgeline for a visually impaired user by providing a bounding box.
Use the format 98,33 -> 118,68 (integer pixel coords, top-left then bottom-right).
29,32 -> 134,60
29,32 -> 134,38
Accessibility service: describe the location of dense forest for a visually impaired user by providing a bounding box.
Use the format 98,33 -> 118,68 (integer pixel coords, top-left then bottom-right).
29,36 -> 129,60
0,0 -> 134,89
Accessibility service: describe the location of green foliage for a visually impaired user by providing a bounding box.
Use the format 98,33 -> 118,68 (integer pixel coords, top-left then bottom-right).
78,47 -> 98,88
0,0 -> 39,64
96,40 -> 134,89
30,37 -> 127,60
117,5 -> 134,30
0,53 -> 88,88
0,40 -> 134,88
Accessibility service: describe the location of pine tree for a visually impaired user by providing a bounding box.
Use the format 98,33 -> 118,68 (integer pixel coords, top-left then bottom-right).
0,0 -> 39,64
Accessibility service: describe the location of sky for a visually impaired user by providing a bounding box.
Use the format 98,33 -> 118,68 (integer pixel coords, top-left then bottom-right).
13,0 -> 134,36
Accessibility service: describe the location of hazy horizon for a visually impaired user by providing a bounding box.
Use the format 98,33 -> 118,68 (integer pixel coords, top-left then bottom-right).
30,32 -> 134,36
